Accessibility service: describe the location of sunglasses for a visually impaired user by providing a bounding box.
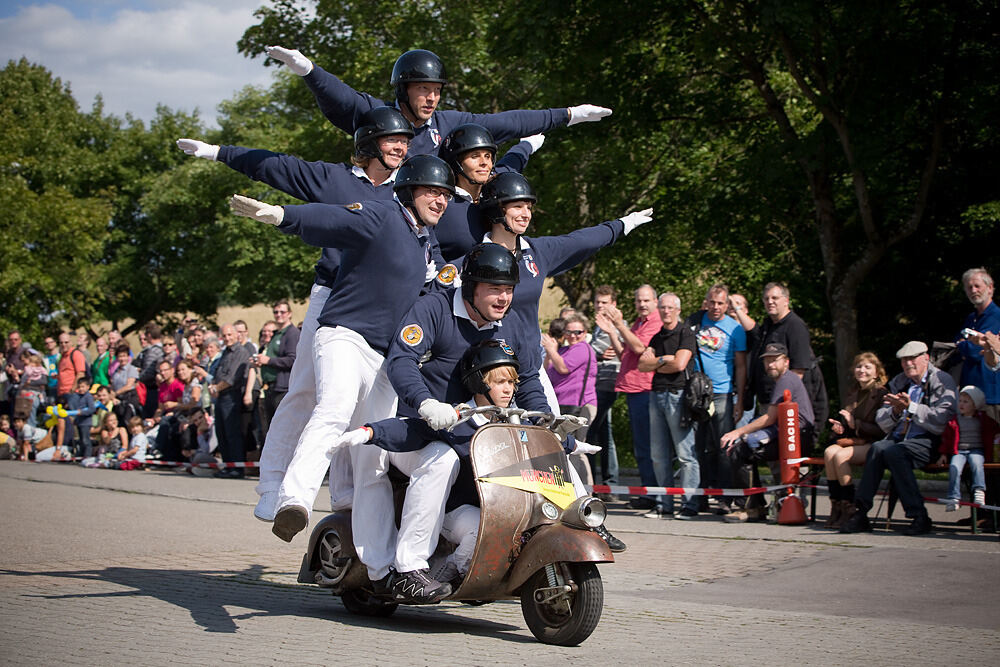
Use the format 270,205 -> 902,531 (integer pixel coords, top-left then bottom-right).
564,330 -> 586,336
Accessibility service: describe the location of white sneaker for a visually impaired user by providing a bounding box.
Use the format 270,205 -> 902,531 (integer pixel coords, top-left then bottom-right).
254,490 -> 279,522
973,489 -> 986,506
945,499 -> 959,512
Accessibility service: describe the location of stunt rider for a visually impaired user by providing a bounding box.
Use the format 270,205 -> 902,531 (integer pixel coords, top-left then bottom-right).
178,106 -> 423,522
227,155 -> 456,547
345,340 -> 525,592
265,46 -> 611,156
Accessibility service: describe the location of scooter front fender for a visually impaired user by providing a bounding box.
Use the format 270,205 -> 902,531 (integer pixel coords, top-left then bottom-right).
506,524 -> 613,594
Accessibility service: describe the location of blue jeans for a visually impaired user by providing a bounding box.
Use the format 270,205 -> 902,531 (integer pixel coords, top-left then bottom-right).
588,389 -> 619,483
625,392 -> 655,486
948,449 -> 986,500
649,389 -> 699,513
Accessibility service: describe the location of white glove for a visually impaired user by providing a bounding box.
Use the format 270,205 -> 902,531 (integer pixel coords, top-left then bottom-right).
572,439 -> 602,456
265,45 -> 314,76
330,427 -> 371,453
419,398 -> 459,431
176,138 -> 219,161
567,104 -> 612,126
425,260 -> 438,282
520,134 -> 545,154
229,194 -> 284,226
620,207 -> 653,235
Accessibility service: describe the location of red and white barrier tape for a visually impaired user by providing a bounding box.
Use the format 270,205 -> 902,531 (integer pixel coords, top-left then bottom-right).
588,483 -> 793,497
143,460 -> 259,469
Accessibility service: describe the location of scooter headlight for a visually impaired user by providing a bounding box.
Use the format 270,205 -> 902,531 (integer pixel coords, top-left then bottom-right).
561,496 -> 607,529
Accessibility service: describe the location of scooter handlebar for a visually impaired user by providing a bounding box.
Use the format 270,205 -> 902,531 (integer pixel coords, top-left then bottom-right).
450,406 -> 588,432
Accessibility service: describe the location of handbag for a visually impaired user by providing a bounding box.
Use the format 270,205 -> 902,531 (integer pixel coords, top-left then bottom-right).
683,321 -> 714,423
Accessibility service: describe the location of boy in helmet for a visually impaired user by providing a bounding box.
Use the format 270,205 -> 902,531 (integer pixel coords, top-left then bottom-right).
340,340 -> 524,597
228,155 -> 458,543
266,46 -> 612,156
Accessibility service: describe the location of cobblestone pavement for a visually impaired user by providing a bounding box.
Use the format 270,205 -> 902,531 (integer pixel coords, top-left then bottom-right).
1,461 -> 997,665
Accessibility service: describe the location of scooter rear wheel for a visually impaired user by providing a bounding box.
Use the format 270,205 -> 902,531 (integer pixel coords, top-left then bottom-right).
520,562 -> 603,646
341,589 -> 398,617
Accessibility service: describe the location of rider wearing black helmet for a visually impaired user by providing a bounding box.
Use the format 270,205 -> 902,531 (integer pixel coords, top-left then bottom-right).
177,106 -> 418,524
393,154 -> 456,227
438,123 -> 497,198
390,49 -> 447,124
353,106 -> 414,172
265,44 -> 613,157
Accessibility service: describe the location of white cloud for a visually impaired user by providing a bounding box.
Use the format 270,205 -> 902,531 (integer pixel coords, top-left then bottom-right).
0,2 -> 277,127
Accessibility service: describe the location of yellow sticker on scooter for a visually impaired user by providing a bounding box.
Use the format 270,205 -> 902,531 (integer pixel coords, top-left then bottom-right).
479,454 -> 576,509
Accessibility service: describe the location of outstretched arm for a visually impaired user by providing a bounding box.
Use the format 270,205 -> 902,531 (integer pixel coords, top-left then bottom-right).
267,45 -> 384,136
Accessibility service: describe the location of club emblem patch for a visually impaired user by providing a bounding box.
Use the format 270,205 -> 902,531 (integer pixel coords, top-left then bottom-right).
498,340 -> 514,356
400,324 -> 423,346
436,264 -> 457,285
345,202 -> 363,211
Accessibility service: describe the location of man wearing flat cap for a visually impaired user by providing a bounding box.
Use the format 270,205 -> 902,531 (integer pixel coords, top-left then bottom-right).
719,342 -> 815,522
841,340 -> 957,535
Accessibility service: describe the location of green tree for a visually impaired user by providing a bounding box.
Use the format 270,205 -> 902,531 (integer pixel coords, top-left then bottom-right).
0,58 -> 110,341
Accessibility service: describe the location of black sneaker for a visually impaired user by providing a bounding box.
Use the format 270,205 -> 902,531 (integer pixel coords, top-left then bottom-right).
594,524 -> 627,553
391,568 -> 452,604
367,571 -> 395,598
901,513 -> 932,536
839,510 -> 872,534
676,507 -> 698,521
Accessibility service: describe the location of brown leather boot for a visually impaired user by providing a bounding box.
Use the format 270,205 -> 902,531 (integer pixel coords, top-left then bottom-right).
832,499 -> 856,530
823,498 -> 843,528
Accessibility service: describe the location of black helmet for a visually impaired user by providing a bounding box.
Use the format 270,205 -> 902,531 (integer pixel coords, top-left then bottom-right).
460,339 -> 520,397
354,106 -> 414,164
393,155 -> 455,210
438,124 -> 497,184
390,49 -> 446,106
478,173 -> 537,226
460,243 -> 519,302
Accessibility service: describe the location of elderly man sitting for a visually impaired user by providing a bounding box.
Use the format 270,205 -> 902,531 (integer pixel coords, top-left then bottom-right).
841,341 -> 957,536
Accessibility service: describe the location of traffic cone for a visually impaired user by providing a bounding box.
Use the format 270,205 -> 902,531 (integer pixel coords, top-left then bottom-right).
777,493 -> 807,525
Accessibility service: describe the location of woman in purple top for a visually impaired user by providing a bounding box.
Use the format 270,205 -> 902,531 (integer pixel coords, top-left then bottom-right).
543,314 -> 598,440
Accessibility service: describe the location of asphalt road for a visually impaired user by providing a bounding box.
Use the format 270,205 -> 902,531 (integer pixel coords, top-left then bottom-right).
1,460 -> 997,665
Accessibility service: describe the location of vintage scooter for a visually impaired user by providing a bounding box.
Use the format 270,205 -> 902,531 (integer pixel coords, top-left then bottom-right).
296,406 -> 614,646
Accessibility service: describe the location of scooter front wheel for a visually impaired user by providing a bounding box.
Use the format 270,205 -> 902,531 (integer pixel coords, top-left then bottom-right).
341,589 -> 398,617
520,562 -> 603,646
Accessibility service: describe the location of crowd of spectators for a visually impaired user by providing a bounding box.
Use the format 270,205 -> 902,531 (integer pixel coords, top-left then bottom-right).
0,300 -> 299,478
538,267 -> 1000,535
2,269 -> 998,536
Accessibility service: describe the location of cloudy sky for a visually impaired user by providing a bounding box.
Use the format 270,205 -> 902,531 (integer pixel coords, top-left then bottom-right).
0,1 -> 282,127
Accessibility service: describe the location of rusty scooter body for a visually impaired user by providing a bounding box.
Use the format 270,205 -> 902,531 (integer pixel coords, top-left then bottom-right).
296,406 -> 614,645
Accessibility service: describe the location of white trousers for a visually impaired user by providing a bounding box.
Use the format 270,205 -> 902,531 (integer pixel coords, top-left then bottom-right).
441,504 -> 481,575
351,441 -> 459,579
256,283 -> 327,496
276,325 -> 397,514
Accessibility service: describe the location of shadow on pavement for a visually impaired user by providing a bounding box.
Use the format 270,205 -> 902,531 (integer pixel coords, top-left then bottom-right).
0,564 -> 529,641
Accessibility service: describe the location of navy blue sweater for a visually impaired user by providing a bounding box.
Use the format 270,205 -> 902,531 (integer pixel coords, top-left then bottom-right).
278,200 -> 439,355
505,221 -> 626,368
219,145 -> 397,287
303,65 -> 570,155
386,288 -> 549,418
